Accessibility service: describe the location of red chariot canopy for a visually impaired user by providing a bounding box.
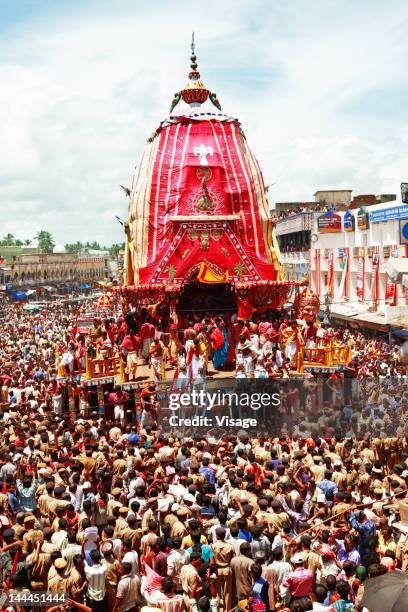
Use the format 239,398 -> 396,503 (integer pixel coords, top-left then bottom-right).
125,41 -> 284,297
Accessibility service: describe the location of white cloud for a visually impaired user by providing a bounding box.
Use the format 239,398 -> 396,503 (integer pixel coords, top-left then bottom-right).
1,0 -> 408,243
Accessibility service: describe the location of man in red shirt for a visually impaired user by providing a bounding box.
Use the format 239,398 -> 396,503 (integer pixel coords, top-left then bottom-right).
233,320 -> 251,348
244,453 -> 263,486
47,377 -> 63,415
108,386 -> 129,427
140,320 -> 155,363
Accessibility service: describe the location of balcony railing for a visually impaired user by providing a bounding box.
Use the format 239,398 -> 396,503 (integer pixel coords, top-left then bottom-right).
297,342 -> 352,372
57,351 -> 126,383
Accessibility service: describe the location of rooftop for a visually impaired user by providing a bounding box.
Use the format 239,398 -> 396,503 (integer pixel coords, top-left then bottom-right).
314,189 -> 353,195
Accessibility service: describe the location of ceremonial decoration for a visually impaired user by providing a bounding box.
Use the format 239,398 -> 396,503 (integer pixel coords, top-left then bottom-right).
124,37 -> 296,312
327,250 -> 334,297
294,287 -> 320,321
385,276 -> 397,305
196,262 -> 229,284
357,256 -> 365,301
371,250 -> 380,306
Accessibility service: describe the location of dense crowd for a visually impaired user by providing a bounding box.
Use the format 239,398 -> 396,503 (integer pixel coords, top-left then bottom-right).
84,307 -> 404,383
0,297 -> 407,612
271,205 -> 331,223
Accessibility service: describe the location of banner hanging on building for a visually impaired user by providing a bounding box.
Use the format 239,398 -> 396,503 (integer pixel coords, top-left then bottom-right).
385,277 -> 397,305
335,253 -> 348,299
371,252 -> 380,305
357,257 -> 365,301
327,250 -> 334,296
386,245 -> 399,305
399,220 -> 408,245
315,249 -> 320,295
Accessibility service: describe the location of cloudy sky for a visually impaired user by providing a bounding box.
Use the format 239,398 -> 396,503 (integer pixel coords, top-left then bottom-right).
1,0 -> 408,245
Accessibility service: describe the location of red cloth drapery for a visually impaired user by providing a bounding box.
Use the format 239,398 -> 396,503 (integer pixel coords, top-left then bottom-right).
237,296 -> 253,320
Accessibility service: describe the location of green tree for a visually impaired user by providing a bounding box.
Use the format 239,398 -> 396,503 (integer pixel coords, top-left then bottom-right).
108,243 -> 122,258
109,243 -> 124,274
35,230 -> 55,253
24,239 -> 32,246
64,241 -> 84,253
1,233 -> 16,246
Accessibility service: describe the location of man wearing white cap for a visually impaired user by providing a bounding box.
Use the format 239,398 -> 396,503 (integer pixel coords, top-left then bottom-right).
332,459 -> 347,492
314,493 -> 330,522
363,496 -> 381,526
283,553 -> 314,602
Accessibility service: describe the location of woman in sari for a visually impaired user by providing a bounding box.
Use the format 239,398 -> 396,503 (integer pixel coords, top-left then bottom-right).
211,318 -> 229,371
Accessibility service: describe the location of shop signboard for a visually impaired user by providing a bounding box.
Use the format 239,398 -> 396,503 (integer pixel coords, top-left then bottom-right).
357,207 -> 369,230
317,212 -> 342,233
343,211 -> 355,232
369,204 -> 408,224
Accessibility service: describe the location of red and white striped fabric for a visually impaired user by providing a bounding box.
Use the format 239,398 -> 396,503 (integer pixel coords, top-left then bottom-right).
127,118 -> 280,286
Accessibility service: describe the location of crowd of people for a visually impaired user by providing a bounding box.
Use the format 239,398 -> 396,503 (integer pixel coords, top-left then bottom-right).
0,296 -> 407,612
271,204 -> 331,224
137,312 -> 403,383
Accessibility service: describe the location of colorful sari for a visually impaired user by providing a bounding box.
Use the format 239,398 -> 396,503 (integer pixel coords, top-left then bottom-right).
212,326 -> 229,369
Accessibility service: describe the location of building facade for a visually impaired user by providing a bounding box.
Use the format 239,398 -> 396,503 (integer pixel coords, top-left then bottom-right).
0,247 -> 109,293
274,212 -> 314,284
273,190 -> 407,333
309,202 -> 408,333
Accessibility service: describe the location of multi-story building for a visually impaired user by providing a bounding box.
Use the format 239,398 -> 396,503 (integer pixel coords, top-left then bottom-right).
273,190 -> 408,334
0,246 -> 109,297
273,190 -> 355,283
274,212 -> 314,284
309,200 -> 408,335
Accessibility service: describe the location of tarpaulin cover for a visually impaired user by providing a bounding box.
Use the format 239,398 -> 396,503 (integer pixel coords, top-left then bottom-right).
390,326 -> 408,338
10,291 -> 27,301
127,118 -> 282,287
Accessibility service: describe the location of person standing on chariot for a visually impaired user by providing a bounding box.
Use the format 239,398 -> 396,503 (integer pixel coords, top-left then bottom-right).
187,337 -> 207,380
121,328 -> 140,381
140,318 -> 156,364
149,336 -> 167,382
211,318 -> 229,371
168,323 -> 181,368
280,320 -> 304,367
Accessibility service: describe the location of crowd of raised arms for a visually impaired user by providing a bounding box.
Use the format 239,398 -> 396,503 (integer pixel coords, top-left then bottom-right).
0,297 -> 407,612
